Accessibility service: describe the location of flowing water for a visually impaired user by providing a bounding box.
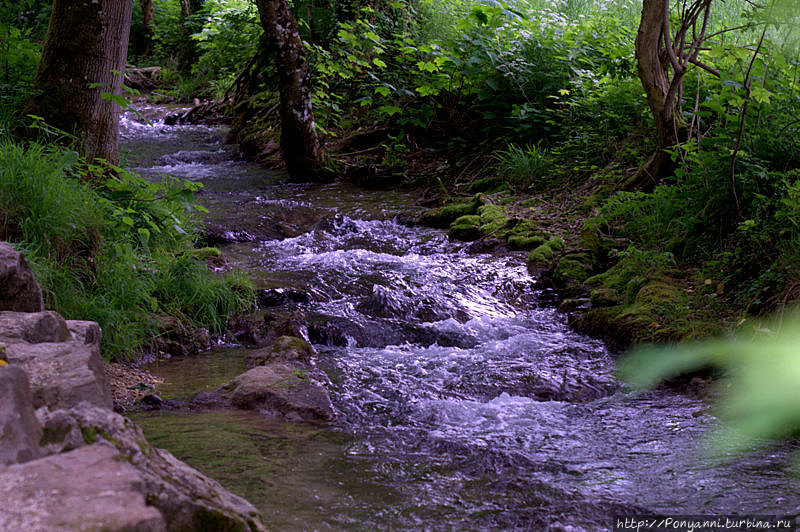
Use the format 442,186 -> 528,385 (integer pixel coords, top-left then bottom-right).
121,107 -> 800,530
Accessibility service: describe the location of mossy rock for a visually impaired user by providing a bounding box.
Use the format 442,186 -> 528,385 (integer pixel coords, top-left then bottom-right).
467,177 -> 505,193
528,243 -> 555,268
585,261 -> 639,292
186,247 -> 221,260
508,235 -> 547,251
631,278 -> 689,316
590,288 -> 619,307
548,237 -> 565,252
553,254 -> 594,287
509,220 -> 546,238
477,204 -> 510,234
419,196 -> 483,228
449,215 -> 483,241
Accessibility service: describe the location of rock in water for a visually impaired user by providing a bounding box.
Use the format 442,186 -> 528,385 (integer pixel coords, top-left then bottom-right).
0,365 -> 42,466
245,335 -> 314,367
223,363 -> 336,423
0,242 -> 44,312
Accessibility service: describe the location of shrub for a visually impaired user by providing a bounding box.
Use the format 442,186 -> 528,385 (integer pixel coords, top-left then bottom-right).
0,138 -> 254,359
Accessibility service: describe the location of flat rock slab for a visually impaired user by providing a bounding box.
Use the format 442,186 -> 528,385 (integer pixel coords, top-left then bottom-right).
224,363 -> 336,423
0,365 -> 42,466
6,340 -> 112,410
0,242 -> 43,312
36,404 -> 266,531
0,310 -> 71,344
0,444 -> 166,532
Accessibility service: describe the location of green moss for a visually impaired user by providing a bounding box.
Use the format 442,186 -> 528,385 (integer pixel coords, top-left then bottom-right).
186,247 -> 222,260
270,336 -> 314,361
528,243 -> 555,266
420,195 -> 483,228
590,288 -> 619,307
585,261 -> 639,292
80,427 -> 98,444
553,254 -> 593,286
548,237 -> 565,252
467,177 -> 505,193
449,215 -> 483,241
508,235 -> 547,250
578,221 -> 602,256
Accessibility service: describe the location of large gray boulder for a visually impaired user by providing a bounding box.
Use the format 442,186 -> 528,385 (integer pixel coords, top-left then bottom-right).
0,310 -> 71,344
36,404 -> 266,531
0,365 -> 42,466
6,339 -> 112,410
0,444 -> 166,532
0,242 -> 44,312
222,363 -> 336,423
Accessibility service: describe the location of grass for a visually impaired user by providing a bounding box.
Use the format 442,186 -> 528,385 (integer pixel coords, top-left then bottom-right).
0,138 -> 254,359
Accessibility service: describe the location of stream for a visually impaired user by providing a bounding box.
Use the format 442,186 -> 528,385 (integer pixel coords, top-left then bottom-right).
121,107 -> 800,530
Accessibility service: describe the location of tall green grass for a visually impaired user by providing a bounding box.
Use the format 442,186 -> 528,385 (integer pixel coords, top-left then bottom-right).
0,138 -> 254,359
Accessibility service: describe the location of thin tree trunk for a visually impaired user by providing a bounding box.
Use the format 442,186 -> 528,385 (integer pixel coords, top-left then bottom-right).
140,0 -> 155,55
20,0 -> 133,165
627,0 -> 680,190
627,0 -> 713,190
256,0 -> 323,180
178,0 -> 203,72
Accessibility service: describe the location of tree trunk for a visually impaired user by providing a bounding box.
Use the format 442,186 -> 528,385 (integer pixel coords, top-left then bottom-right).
628,0 -> 680,190
256,0 -> 323,181
627,0 -> 713,190
178,0 -> 204,72
140,0 -> 155,55
20,0 -> 133,165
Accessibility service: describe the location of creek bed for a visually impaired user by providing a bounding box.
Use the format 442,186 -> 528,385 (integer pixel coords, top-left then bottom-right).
122,107 -> 800,530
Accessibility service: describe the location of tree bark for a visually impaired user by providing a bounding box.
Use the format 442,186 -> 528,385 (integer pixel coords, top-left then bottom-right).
178,0 -> 204,72
256,0 -> 323,181
139,0 -> 155,55
20,0 -> 133,165
630,0 -> 679,190
627,0 -> 712,190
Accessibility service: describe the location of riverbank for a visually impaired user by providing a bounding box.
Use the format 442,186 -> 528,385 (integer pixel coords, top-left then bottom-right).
0,241 -> 265,531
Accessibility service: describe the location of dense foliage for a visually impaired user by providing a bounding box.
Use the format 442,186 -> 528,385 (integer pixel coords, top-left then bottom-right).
0,137 -> 253,358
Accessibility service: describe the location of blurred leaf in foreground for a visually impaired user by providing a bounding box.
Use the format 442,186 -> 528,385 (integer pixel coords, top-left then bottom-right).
618,314 -> 800,456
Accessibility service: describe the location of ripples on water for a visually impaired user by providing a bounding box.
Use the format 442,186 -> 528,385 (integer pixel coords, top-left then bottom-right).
123,108 -> 800,530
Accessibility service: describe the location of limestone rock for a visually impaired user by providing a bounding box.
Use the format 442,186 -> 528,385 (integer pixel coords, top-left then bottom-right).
245,335 -> 314,367
0,242 -> 44,312
36,404 -> 266,531
0,444 -> 166,532
66,319 -> 103,346
0,366 -> 42,466
223,363 -> 335,423
6,339 -> 112,410
0,311 -> 71,344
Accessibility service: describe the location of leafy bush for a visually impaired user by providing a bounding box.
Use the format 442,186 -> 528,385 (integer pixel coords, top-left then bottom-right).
0,138 -> 254,359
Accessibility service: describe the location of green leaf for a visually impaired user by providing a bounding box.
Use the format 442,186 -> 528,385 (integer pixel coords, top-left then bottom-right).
378,105 -> 402,116
122,216 -> 135,227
